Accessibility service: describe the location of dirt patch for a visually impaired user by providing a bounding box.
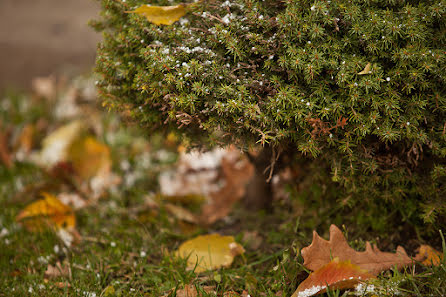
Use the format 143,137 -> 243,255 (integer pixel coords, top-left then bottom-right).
0,0 -> 101,92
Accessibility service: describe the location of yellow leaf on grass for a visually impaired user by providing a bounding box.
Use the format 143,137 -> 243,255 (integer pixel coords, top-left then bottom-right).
357,63 -> 372,75
175,234 -> 245,273
67,136 -> 111,180
16,193 -> 75,231
127,4 -> 188,25
37,120 -> 85,166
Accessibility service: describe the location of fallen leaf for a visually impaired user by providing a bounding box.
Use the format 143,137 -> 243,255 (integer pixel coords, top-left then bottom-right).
67,136 -> 111,180
0,127 -> 12,168
292,258 -> 374,297
357,63 -> 372,75
35,120 -> 85,167
301,225 -> 413,275
45,261 -> 71,279
127,4 -> 188,25
159,147 -> 254,225
175,234 -> 245,273
415,245 -> 443,266
199,151 -> 254,225
176,284 -> 215,297
16,192 -> 75,231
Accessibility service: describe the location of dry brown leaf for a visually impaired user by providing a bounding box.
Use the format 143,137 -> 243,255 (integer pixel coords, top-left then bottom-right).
45,261 -> 71,279
292,258 -> 374,297
176,284 -> 215,297
301,225 -> 413,275
415,244 -> 443,266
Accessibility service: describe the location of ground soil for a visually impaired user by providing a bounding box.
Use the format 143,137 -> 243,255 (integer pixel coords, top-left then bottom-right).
0,0 -> 101,93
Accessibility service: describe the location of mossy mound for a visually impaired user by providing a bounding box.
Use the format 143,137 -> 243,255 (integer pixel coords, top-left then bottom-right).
93,0 -> 445,233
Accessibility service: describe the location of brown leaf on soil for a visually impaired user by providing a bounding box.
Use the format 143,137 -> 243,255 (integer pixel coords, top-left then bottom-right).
415,244 -> 443,266
301,225 -> 413,275
292,258 -> 374,297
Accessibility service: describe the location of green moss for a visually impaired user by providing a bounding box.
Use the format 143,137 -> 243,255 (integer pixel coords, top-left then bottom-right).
93,0 -> 446,231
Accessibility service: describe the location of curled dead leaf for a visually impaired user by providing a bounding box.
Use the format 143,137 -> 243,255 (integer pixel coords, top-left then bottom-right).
292,258 -> 374,297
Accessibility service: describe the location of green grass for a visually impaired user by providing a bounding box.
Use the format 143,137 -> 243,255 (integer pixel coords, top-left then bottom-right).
1,78 -> 445,296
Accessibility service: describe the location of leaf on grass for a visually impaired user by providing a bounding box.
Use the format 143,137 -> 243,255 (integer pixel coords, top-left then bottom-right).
301,225 -> 413,275
67,136 -> 111,180
45,261 -> 71,279
35,120 -> 85,167
415,245 -> 443,266
176,284 -> 215,297
127,4 -> 188,25
357,63 -> 372,75
175,234 -> 245,273
292,258 -> 374,297
16,192 -> 75,231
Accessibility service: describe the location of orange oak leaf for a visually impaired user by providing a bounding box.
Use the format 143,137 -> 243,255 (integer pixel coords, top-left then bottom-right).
301,225 -> 413,275
292,258 -> 374,297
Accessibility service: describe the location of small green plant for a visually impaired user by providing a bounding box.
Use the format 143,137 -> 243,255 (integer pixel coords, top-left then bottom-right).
92,0 -> 445,234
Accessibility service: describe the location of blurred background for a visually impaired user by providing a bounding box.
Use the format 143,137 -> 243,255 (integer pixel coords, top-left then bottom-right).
0,0 -> 100,92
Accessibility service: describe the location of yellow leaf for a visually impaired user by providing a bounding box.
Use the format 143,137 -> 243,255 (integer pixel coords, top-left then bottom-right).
67,136 -> 111,180
16,193 -> 75,231
357,63 -> 372,75
416,245 -> 443,266
127,4 -> 188,25
37,120 -> 85,166
175,234 -> 245,273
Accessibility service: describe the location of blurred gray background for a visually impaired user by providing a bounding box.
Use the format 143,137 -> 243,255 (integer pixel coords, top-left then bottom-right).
0,0 -> 101,92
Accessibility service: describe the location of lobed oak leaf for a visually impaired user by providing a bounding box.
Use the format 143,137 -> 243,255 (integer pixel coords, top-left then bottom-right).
292,258 -> 374,297
126,4 -> 189,26
301,225 -> 413,275
175,234 -> 245,273
16,192 -> 75,231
